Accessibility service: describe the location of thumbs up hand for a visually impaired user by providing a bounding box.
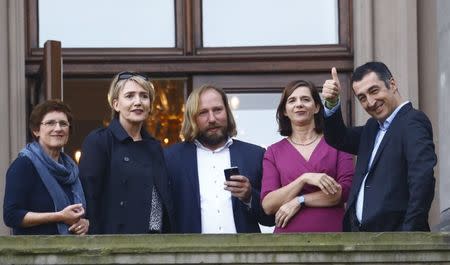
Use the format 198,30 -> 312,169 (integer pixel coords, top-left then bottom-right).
322,67 -> 341,108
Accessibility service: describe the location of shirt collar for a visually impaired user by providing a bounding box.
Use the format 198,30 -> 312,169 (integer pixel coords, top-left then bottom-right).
378,101 -> 409,131
194,137 -> 233,152
109,118 -> 153,142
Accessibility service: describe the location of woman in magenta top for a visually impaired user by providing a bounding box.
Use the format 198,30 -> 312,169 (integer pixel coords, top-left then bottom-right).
261,80 -> 354,233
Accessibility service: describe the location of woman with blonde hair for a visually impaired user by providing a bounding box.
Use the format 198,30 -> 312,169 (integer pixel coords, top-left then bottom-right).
79,71 -> 174,234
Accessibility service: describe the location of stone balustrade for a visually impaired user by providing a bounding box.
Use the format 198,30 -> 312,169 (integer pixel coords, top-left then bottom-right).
0,232 -> 449,264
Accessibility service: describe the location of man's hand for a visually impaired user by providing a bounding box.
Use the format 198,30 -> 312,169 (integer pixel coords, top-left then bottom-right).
322,67 -> 341,108
224,175 -> 252,203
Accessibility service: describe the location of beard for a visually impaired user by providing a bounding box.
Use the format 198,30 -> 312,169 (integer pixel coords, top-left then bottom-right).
197,125 -> 228,148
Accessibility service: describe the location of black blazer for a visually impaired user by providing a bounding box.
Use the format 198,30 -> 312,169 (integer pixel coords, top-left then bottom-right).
79,119 -> 175,234
323,103 -> 436,231
164,140 -> 274,233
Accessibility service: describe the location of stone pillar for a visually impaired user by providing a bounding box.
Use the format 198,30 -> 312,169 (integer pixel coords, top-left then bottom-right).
436,0 -> 450,230
353,0 -> 419,126
0,0 -> 26,235
352,0 -> 373,125
417,0 -> 440,229
373,0 -> 419,106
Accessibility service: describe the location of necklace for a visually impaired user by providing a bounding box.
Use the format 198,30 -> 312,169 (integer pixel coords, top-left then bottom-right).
289,134 -> 319,146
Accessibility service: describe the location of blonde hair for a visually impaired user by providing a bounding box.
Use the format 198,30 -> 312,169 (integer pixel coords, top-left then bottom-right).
107,72 -> 155,119
181,84 -> 237,142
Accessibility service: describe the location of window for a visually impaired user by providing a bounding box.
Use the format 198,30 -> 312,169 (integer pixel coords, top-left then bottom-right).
228,93 -> 282,148
38,0 -> 175,48
202,0 -> 339,47
25,0 -> 353,147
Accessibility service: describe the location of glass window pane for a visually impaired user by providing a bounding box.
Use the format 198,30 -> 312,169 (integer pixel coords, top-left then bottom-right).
39,0 -> 175,48
228,93 -> 283,149
202,0 -> 338,47
228,92 -> 280,233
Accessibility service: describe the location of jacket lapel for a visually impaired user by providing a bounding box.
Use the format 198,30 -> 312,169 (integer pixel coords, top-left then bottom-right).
229,141 -> 242,169
229,141 -> 244,232
183,143 -> 201,212
347,119 -> 379,207
367,103 -> 411,175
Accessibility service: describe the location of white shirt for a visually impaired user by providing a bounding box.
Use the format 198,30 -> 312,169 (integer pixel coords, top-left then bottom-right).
195,138 -> 237,233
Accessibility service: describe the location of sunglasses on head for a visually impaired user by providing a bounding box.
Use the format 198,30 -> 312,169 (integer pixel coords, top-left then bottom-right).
117,71 -> 149,81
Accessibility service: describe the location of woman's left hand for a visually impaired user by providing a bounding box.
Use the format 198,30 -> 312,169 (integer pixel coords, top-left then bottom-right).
275,197 -> 302,228
69,218 -> 89,235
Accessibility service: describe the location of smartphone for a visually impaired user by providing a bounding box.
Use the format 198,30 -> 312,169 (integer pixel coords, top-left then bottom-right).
224,167 -> 240,181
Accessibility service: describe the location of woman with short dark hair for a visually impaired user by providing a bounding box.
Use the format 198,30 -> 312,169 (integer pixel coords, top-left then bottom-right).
3,99 -> 88,235
261,80 -> 354,232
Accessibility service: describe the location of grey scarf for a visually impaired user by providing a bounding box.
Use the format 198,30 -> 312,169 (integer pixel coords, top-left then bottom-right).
19,141 -> 86,234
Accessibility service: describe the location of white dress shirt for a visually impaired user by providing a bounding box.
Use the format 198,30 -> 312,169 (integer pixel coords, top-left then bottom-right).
195,138 -> 237,233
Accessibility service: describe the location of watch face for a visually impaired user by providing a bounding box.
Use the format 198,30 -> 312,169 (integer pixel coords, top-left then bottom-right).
298,196 -> 305,205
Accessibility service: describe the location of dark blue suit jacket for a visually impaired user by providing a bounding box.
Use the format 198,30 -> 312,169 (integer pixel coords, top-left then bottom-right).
164,140 -> 274,233
324,103 -> 436,231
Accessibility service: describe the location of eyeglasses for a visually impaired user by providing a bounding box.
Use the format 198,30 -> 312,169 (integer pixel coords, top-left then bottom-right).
117,71 -> 149,81
41,120 -> 70,128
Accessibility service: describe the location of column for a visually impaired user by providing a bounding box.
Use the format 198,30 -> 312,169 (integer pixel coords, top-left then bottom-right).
0,0 -> 26,235
436,0 -> 450,230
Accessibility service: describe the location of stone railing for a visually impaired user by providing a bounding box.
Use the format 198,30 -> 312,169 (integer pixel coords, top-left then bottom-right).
0,233 -> 449,264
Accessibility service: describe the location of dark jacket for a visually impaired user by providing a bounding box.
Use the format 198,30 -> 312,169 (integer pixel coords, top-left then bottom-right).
164,140 -> 274,233
79,118 -> 175,234
3,156 -> 69,235
323,103 -> 436,231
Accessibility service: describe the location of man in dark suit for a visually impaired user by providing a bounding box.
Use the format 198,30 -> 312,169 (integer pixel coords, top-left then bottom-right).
164,85 -> 274,233
322,62 -> 436,231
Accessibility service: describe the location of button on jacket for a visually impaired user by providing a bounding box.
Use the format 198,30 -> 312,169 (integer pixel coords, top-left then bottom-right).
79,118 -> 175,234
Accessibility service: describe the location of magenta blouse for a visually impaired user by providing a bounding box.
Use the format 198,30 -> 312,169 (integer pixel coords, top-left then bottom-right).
261,138 -> 354,233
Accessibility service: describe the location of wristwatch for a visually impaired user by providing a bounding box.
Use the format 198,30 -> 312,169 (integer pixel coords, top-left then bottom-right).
297,195 -> 305,206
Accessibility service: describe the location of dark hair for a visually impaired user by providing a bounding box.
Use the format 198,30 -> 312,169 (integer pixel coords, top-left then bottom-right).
181,84 -> 237,141
29,99 -> 73,140
351,61 -> 393,88
276,80 -> 324,136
